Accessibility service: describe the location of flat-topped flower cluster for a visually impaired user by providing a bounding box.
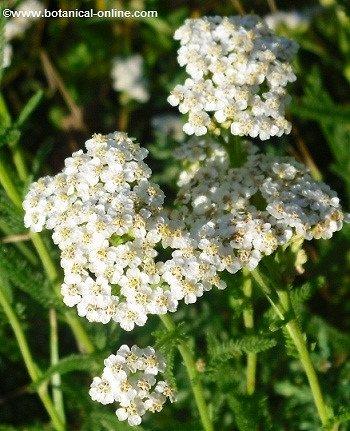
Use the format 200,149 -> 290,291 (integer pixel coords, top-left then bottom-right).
171,138 -> 346,273
90,345 -> 175,426
168,15 -> 298,140
22,132 -> 230,329
23,132 -> 169,329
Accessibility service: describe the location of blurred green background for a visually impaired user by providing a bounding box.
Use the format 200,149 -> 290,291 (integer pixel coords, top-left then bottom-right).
0,0 -> 349,430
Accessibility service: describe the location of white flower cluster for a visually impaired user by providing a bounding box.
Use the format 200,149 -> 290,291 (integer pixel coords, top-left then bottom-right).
170,139 -> 347,275
23,132 -> 229,327
23,132 -> 168,330
112,55 -> 149,103
90,345 -> 175,426
3,0 -> 44,68
168,15 -> 298,140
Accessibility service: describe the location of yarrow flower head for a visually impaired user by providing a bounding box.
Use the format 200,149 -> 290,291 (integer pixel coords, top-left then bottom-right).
23,132 -> 224,328
23,132 -> 169,329
168,138 -> 348,278
112,55 -> 149,103
168,15 -> 298,140
89,344 -> 176,426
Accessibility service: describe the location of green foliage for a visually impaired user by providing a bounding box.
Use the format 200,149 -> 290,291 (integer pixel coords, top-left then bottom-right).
153,322 -> 189,388
282,327 -> 299,359
0,189 -> 24,233
0,244 -> 58,309
227,394 -> 272,431
0,426 -> 51,431
14,90 -> 44,129
210,335 -> 277,361
290,282 -> 314,317
291,67 -> 350,203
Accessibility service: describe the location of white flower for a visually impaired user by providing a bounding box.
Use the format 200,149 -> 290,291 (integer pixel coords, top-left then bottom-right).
89,376 -> 115,405
61,282 -> 82,307
116,345 -> 144,371
148,288 -> 179,314
90,345 -> 175,426
103,354 -> 128,382
144,392 -> 166,413
155,381 -> 177,403
116,397 -> 146,426
114,302 -> 147,332
136,374 -> 156,398
111,55 -> 149,103
140,346 -> 166,375
170,279 -> 204,304
169,15 -> 298,140
3,0 -> 44,69
183,110 -> 211,136
114,376 -> 138,406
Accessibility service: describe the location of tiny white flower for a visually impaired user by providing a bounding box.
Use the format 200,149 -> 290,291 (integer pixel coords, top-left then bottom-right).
89,376 -> 115,405
116,397 -> 146,426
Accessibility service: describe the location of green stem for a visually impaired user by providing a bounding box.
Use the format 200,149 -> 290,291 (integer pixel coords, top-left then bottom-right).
49,308 -> 66,423
0,152 -> 23,208
64,311 -> 95,354
252,268 -> 332,426
11,143 -> 28,182
118,102 -> 129,131
277,289 -> 331,426
250,269 -> 285,320
159,314 -> 213,431
242,269 -> 256,395
0,220 -> 38,265
30,232 -> 58,279
0,280 -> 65,431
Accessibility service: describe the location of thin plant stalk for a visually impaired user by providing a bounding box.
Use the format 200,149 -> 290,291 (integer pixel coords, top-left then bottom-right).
230,0 -> 245,15
266,0 -> 277,12
0,153 -> 23,207
0,219 -> 38,265
0,280 -> 65,431
10,141 -> 28,182
159,314 -> 214,431
277,289 -> 331,426
242,268 -> 256,395
118,103 -> 129,131
251,268 -> 332,427
49,308 -> 66,424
